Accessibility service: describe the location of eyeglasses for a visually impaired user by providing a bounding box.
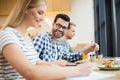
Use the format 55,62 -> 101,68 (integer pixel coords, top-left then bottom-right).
55,23 -> 68,30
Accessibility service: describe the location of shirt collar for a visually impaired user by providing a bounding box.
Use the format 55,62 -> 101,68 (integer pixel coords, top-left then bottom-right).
46,32 -> 61,44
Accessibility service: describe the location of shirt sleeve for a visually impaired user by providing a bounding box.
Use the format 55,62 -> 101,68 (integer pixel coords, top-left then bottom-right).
0,31 -> 18,53
59,45 -> 83,62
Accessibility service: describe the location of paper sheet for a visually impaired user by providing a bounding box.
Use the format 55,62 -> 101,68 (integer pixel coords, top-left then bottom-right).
66,71 -> 116,80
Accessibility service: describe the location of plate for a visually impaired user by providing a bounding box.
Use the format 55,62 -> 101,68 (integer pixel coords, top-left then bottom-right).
98,65 -> 120,71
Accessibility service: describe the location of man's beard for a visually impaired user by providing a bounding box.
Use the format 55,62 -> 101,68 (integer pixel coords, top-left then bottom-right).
53,30 -> 64,38
68,36 -> 72,39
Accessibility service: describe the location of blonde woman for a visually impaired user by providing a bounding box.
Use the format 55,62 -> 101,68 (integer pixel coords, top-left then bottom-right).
0,0 -> 93,80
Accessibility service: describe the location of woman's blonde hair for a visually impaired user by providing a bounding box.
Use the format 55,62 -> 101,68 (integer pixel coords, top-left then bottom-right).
3,0 -> 46,29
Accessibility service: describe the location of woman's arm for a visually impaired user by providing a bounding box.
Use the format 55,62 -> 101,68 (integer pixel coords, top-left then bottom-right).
3,44 -> 92,80
37,59 -> 69,66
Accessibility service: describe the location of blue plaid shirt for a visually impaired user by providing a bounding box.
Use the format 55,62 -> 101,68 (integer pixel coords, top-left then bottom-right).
32,32 -> 82,62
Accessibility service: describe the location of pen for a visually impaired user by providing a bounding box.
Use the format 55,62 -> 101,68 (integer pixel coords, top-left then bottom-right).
82,51 -> 87,62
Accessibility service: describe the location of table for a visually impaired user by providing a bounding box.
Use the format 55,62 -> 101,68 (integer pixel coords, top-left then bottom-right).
63,69 -> 120,80
62,62 -> 120,80
96,70 -> 120,80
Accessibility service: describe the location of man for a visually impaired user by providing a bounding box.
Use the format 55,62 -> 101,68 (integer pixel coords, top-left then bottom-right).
32,14 -> 99,62
59,22 -> 76,53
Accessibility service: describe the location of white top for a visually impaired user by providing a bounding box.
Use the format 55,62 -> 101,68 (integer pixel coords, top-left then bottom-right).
0,27 -> 39,80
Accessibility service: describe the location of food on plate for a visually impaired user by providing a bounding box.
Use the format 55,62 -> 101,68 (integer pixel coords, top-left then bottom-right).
103,59 -> 116,68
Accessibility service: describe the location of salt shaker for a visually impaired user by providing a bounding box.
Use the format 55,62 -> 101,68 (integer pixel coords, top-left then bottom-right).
90,54 -> 96,62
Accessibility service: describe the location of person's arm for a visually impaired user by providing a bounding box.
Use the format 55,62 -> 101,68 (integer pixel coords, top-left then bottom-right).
60,46 -> 82,62
83,43 -> 99,54
3,44 -> 92,80
37,59 -> 69,67
60,43 -> 99,62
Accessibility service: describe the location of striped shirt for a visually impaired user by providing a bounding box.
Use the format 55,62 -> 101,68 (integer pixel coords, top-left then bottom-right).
0,27 -> 39,80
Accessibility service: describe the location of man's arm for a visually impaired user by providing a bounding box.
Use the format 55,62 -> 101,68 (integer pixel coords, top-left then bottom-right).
59,43 -> 99,62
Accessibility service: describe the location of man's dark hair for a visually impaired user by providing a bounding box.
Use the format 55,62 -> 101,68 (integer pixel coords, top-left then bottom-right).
68,22 -> 76,29
54,14 -> 70,23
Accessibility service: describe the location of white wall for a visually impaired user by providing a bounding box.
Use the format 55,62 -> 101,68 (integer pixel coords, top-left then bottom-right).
68,0 -> 95,47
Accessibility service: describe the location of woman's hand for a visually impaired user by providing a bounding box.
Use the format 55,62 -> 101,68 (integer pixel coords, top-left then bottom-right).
76,62 -> 93,76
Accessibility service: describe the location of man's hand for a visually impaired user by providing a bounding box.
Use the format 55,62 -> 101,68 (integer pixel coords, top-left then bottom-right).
83,43 -> 99,54
53,60 -> 68,66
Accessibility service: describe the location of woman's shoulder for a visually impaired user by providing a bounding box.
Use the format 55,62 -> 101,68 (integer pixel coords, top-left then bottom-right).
0,28 -> 19,53
0,27 -> 20,43
0,27 -> 17,38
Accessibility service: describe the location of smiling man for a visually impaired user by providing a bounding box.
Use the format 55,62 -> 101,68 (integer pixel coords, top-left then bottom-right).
32,14 -> 99,63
